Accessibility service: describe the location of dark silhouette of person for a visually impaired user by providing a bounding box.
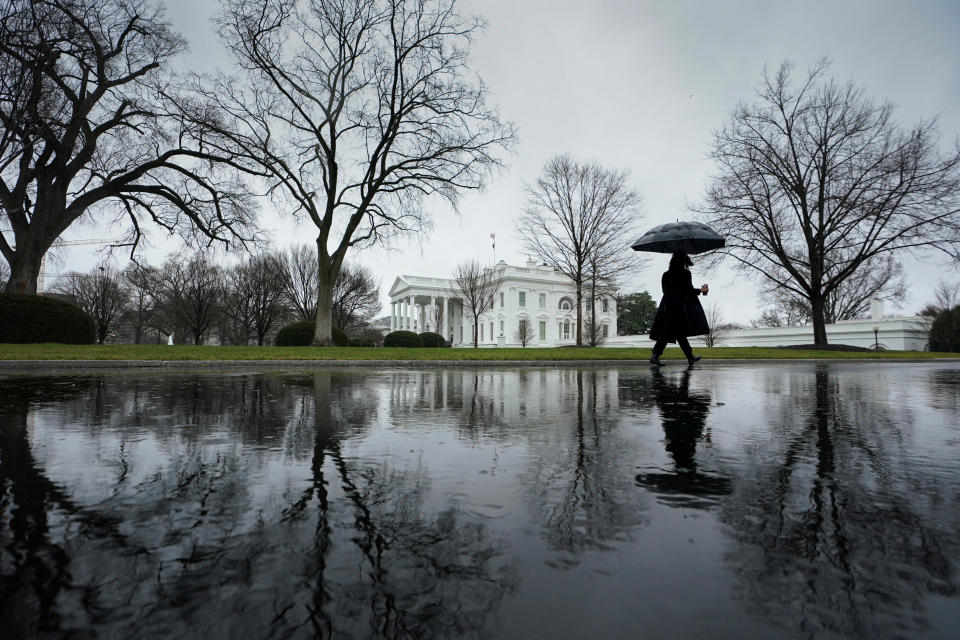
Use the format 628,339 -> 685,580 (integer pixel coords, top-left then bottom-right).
648,251 -> 710,365
636,368 -> 731,508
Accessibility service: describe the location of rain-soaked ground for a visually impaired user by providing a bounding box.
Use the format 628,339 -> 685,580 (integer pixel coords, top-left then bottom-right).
1,363 -> 959,639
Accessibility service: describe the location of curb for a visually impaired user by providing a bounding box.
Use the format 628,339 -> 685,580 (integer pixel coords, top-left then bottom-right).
2,358 -> 959,370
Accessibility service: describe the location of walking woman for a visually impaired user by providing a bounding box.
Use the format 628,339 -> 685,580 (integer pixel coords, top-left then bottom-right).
649,251 -> 710,365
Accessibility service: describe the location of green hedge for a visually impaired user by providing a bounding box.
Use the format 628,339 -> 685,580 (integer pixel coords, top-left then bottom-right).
419,332 -> 447,347
0,294 -> 95,344
383,330 -> 422,348
275,322 -> 347,346
929,307 -> 960,352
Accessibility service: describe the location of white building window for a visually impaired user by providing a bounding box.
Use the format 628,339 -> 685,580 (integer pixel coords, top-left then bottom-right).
500,292 -> 504,307
539,321 -> 546,341
539,293 -> 546,309
559,297 -> 572,311
519,291 -> 526,307
481,324 -> 484,341
601,298 -> 609,313
490,322 -> 494,340
499,320 -> 504,335
602,324 -> 609,337
559,321 -> 570,340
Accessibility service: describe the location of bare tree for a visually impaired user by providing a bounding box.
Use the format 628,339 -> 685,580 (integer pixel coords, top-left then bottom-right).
279,244 -> 319,322
703,304 -> 726,347
919,279 -> 960,317
0,0 -> 256,294
53,263 -> 130,343
331,263 -> 381,335
155,252 -> 222,345
514,318 -> 535,347
123,265 -> 159,343
222,253 -> 288,346
177,0 -> 514,344
697,60 -> 960,346
517,155 -> 643,346
451,260 -> 504,348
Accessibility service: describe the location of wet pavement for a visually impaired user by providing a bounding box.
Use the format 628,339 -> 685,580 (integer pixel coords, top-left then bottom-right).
1,363 -> 958,639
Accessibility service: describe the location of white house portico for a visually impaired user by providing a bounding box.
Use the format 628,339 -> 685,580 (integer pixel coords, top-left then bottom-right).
388,261 -> 617,347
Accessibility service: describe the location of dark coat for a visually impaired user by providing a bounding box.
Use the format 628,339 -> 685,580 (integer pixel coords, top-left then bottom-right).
648,268 -> 709,342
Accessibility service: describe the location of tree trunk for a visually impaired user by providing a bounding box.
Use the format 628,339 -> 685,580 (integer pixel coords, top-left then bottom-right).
589,270 -> 597,347
810,294 -> 829,346
473,316 -> 479,348
313,252 -> 337,346
3,245 -> 45,295
575,280 -> 583,346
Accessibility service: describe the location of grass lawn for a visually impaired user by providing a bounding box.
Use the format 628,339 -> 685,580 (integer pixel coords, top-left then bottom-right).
1,344 -> 958,361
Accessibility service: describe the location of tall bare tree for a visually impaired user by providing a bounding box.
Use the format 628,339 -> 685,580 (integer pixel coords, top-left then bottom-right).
155,252 -> 222,345
451,260 -> 503,348
222,253 -> 288,346
123,264 -> 159,343
53,263 -> 129,343
331,263 -> 380,334
279,244 -> 319,322
517,155 -> 644,346
0,0 -> 256,294
697,60 -> 960,346
179,0 -> 514,344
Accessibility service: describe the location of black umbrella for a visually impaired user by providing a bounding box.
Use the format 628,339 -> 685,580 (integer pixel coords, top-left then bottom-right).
631,221 -> 725,255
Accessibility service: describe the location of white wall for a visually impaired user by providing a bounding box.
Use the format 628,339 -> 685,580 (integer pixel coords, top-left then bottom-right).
605,316 -> 930,351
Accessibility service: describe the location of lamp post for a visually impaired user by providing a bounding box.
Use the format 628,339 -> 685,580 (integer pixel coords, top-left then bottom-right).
872,325 -> 879,352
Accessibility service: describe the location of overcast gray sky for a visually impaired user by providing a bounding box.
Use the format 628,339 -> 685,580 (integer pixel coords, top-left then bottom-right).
58,0 -> 960,324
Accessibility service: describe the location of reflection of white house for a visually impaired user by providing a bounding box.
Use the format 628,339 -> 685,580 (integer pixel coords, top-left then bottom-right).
388,261 -> 617,347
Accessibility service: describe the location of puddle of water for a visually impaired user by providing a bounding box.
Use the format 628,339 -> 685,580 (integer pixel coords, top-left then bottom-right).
1,363 -> 958,639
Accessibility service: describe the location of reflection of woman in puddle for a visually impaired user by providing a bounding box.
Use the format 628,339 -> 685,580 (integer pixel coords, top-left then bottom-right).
636,368 -> 731,507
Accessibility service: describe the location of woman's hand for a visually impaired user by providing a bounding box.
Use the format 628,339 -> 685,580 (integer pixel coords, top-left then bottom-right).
700,284 -> 709,295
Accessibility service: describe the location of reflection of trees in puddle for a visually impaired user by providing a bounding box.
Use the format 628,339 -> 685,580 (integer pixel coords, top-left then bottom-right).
0,372 -> 515,638
390,368 -> 648,556
721,366 -> 960,639
928,368 -> 960,413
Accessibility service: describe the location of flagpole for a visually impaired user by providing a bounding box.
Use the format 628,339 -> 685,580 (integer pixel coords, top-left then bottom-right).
490,232 -> 496,264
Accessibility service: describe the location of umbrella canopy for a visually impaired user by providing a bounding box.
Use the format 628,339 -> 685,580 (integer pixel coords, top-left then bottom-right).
631,221 -> 725,255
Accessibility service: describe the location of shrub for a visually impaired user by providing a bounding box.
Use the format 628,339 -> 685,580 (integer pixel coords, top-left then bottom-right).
348,337 -> 376,347
275,322 -> 348,346
929,307 -> 960,352
0,294 -> 95,344
419,331 -> 447,347
383,330 -> 422,348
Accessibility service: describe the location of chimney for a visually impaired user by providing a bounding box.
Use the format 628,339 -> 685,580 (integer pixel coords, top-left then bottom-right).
870,299 -> 884,320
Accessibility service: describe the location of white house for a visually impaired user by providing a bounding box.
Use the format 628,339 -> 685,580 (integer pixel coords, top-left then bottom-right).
387,261 -> 617,347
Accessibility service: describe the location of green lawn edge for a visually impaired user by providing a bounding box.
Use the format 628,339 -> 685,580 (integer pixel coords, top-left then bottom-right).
1,344 -> 958,361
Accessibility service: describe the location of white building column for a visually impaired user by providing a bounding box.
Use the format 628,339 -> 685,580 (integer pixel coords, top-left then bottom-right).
442,297 -> 450,342
390,301 -> 396,331
408,295 -> 414,330
429,296 -> 436,332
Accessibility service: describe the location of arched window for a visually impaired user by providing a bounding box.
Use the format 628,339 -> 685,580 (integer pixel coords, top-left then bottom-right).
558,296 -> 573,311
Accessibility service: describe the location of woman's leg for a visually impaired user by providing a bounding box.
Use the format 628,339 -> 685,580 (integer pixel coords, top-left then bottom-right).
652,339 -> 668,357
677,337 -> 694,360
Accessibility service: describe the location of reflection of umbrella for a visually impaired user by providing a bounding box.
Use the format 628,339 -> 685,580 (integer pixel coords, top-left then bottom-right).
631,221 -> 725,255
